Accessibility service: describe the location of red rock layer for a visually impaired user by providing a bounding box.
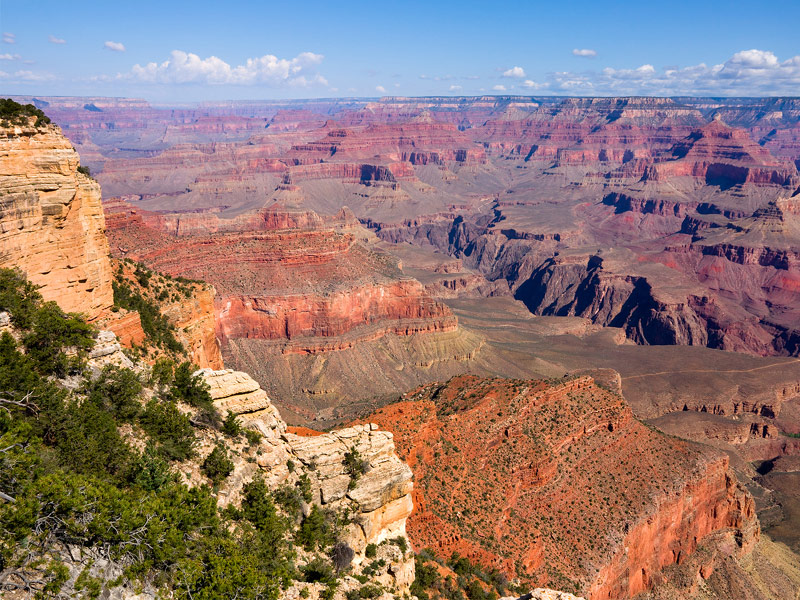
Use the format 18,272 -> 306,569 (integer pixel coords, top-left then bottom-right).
104,205 -> 456,354
358,375 -> 758,598
643,120 -> 799,186
287,118 -> 486,164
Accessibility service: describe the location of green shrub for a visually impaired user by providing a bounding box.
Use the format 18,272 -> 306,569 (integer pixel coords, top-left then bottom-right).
301,556 -> 335,584
389,535 -> 408,554
55,396 -> 134,479
201,444 -> 234,485
112,279 -> 183,354
150,357 -> 175,389
77,165 -> 91,177
84,365 -> 143,422
298,473 -> 313,503
170,362 -> 218,427
410,555 -> 440,600
245,428 -> 263,446
23,301 -> 95,377
343,446 -> 369,490
0,98 -> 51,126
221,412 -> 242,438
0,268 -> 42,329
131,441 -> 174,491
297,504 -> 336,551
139,399 -> 196,461
365,543 -> 377,558
240,478 -> 286,542
346,584 -> 383,600
274,484 -> 304,520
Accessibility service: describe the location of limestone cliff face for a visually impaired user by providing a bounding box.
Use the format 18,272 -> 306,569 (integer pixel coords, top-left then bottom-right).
0,122 -> 113,320
200,368 -> 416,590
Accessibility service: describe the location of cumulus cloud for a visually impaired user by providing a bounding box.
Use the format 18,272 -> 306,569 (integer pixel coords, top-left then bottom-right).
3,32 -> 15,44
544,49 -> 800,95
492,84 -> 507,91
502,66 -> 526,78
128,50 -> 327,87
375,85 -> 386,93
572,48 -> 597,57
0,53 -> 20,61
48,35 -> 66,44
449,84 -> 462,91
104,41 -> 126,52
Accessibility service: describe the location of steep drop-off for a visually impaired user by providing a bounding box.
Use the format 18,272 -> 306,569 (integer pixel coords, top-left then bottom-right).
359,375 -> 759,599
0,120 -> 113,320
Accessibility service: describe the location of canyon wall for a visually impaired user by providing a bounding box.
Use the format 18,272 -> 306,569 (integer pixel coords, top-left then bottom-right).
0,121 -> 113,320
359,375 -> 759,599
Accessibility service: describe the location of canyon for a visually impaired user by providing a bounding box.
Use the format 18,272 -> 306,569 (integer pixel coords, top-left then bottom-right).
5,96 -> 800,598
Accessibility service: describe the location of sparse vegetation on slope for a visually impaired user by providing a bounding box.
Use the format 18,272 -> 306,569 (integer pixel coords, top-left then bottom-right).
0,269 -> 395,598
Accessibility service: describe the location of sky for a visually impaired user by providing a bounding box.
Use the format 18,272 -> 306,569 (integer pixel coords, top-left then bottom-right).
0,0 -> 799,103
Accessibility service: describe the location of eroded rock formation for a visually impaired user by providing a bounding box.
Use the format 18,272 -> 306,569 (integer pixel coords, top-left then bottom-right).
200,368 -> 415,588
0,120 -> 113,320
358,375 -> 759,598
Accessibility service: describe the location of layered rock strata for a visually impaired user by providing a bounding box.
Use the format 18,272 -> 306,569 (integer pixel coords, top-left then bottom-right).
0,121 -> 113,320
359,375 -> 759,598
200,368 -> 415,586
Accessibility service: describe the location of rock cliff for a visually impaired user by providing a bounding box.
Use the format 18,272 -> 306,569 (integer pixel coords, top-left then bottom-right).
199,368 -> 416,588
358,375 -> 759,598
104,198 -> 482,421
0,120 -> 113,320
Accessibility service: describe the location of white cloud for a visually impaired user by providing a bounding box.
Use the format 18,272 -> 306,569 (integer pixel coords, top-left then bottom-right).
573,48 -> 597,57
48,35 -> 66,44
502,66 -> 526,78
727,48 -> 778,69
542,49 -> 800,95
492,84 -> 506,91
0,53 -> 20,61
128,50 -> 327,87
420,74 -> 454,81
375,85 -> 386,93
521,79 -> 549,90
3,32 -> 15,44
104,41 -> 126,52
449,84 -> 462,91
0,69 -> 55,82
601,64 -> 656,79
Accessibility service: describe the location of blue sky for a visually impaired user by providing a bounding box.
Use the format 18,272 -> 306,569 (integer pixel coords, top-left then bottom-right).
0,0 -> 799,102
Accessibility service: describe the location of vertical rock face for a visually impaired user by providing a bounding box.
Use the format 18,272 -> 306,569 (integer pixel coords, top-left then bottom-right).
154,278 -> 223,369
0,122 -> 113,320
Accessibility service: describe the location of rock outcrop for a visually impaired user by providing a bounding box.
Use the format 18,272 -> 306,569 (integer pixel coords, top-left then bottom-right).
359,375 -> 759,599
199,368 -> 415,588
105,199 -> 481,420
0,121 -> 113,320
